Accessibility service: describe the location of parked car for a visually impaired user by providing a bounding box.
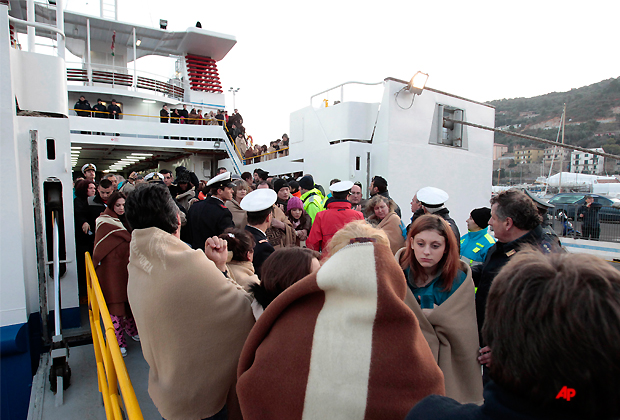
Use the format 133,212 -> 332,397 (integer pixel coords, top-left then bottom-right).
548,193 -> 620,223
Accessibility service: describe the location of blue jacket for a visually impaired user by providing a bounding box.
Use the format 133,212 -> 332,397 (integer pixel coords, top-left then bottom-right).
460,227 -> 495,266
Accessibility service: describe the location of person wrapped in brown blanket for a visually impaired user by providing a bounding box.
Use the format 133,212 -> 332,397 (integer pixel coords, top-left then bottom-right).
237,220 -> 444,419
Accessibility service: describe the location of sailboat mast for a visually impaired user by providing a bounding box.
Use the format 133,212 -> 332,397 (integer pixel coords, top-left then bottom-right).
558,103 -> 566,193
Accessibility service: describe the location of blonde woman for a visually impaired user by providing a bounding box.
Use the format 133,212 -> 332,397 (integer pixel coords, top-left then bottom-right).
365,195 -> 405,254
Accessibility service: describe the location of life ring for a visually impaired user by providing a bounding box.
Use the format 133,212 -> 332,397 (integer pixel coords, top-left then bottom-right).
247,135 -> 253,146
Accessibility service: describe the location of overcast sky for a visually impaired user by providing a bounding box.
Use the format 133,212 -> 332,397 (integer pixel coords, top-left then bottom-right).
63,0 -> 619,144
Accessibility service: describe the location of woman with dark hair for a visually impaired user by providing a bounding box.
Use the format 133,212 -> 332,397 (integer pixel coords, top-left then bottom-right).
365,194 -> 404,254
93,191 -> 138,356
285,196 -> 312,246
74,179 -> 97,301
396,214 -> 482,403
219,228 -> 258,291
249,247 -> 320,319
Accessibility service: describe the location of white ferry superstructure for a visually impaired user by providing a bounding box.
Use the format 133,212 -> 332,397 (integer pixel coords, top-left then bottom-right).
1,1 -> 497,418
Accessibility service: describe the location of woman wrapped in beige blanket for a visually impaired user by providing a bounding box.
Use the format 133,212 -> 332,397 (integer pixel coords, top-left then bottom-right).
397,214 -> 483,404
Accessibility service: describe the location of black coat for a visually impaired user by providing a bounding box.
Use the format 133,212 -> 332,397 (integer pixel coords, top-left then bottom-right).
93,103 -> 108,118
74,196 -> 94,248
472,225 -> 559,345
186,196 -> 234,251
434,207 -> 461,246
579,202 -> 602,227
107,104 -> 121,119
245,225 -> 274,279
405,381 -> 583,420
87,194 -> 107,233
74,99 -> 91,117
160,109 -> 169,123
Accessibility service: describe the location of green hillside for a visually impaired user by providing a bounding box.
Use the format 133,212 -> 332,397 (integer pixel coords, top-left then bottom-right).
490,77 -> 620,154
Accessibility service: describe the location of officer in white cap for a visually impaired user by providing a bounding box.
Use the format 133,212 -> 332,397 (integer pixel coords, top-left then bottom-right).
306,180 -> 365,252
186,172 -> 235,251
82,163 -> 97,182
240,189 -> 277,278
144,172 -> 165,184
414,186 -> 461,247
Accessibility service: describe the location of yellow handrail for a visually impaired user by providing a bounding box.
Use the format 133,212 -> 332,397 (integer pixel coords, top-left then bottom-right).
85,253 -> 144,420
70,108 -> 220,123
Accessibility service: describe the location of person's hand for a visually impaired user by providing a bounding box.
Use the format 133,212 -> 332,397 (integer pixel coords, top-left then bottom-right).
478,346 -> 492,367
82,222 -> 90,234
205,236 -> 228,272
352,204 -> 361,212
271,218 -> 285,230
579,213 -> 584,218
298,229 -> 308,241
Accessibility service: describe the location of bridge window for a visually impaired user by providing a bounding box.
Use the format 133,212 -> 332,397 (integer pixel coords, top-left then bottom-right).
430,104 -> 466,149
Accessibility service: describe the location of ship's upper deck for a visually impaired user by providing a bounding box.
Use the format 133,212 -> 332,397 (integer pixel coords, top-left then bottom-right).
8,0 -> 236,61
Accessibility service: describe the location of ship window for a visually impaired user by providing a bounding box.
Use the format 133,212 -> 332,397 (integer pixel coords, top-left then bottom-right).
47,139 -> 56,160
356,156 -> 360,171
430,104 -> 466,149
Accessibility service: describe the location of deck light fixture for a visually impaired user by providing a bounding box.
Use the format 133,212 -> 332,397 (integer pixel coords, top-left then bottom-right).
407,71 -> 429,95
160,20 -> 167,30
136,39 -> 142,47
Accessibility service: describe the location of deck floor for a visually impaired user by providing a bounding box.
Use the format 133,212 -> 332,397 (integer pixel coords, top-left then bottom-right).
35,338 -> 160,420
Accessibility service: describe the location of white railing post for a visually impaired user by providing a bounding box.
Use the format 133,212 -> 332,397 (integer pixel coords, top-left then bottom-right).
27,0 -> 35,52
56,0 -> 65,59
132,27 -> 137,89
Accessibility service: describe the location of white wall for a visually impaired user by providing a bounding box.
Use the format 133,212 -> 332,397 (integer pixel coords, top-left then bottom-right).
374,80 -> 495,234
15,117 -> 79,317
10,49 -> 68,115
1,4 -> 28,327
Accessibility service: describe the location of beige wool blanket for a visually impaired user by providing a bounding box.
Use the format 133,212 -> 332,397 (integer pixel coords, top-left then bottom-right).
128,227 -> 255,420
401,258 -> 483,404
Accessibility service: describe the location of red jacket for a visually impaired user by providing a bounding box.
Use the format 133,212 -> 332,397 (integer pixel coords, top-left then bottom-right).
306,200 -> 364,252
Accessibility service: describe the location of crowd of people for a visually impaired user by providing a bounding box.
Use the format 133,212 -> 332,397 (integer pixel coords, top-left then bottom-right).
72,162 -> 620,420
74,96 -> 293,165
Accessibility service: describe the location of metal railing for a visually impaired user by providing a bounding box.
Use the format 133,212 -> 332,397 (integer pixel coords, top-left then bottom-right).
85,253 -> 143,420
69,108 -> 221,124
548,204 -> 620,242
67,62 -> 184,100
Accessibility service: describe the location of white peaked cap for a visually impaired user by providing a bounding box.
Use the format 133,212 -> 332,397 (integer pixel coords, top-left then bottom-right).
240,188 -> 277,212
206,171 -> 234,187
330,180 -> 354,193
416,186 -> 449,207
82,163 -> 96,173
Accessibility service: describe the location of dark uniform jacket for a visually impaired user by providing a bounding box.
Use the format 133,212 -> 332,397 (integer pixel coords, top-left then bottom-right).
107,104 -> 122,119
434,207 -> 461,245
160,109 -> 169,123
405,381 -> 582,420
472,225 -> 558,344
245,225 -> 274,279
74,99 -> 91,117
93,103 -> 108,118
186,196 -> 234,251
